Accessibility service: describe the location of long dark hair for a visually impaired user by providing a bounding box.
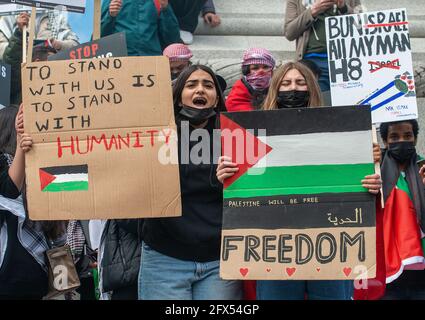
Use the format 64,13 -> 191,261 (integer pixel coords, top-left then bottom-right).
0,106 -> 18,155
172,65 -> 227,125
22,178 -> 67,240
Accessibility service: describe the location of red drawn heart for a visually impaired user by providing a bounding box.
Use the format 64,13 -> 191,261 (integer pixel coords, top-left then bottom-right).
401,75 -> 407,80
239,268 -> 249,277
286,267 -> 296,277
266,268 -> 271,273
316,268 -> 321,272
409,85 -> 415,91
408,80 -> 413,85
343,267 -> 352,277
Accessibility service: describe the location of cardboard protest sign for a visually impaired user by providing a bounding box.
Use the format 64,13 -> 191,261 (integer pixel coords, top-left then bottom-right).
220,106 -> 376,280
3,0 -> 85,13
326,8 -> 417,124
21,56 -> 181,220
0,62 -> 11,108
0,3 -> 46,15
48,33 -> 127,61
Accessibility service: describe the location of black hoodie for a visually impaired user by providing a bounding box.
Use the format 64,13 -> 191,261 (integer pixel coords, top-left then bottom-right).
143,118 -> 223,262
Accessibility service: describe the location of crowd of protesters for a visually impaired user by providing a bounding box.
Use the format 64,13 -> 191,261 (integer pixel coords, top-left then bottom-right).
0,0 -> 424,300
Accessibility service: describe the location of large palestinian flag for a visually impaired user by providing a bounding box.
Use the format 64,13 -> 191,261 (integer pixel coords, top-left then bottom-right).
382,173 -> 425,283
220,106 -> 377,280
39,165 -> 89,192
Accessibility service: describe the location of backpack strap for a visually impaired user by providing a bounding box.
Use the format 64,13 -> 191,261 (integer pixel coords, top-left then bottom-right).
153,0 -> 161,17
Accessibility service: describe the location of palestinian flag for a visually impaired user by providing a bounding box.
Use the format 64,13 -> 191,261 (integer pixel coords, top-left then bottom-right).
220,106 -> 377,280
39,165 -> 89,192
221,106 -> 375,200
382,173 -> 425,283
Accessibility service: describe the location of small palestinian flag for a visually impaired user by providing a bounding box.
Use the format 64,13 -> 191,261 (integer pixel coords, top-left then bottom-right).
39,165 -> 89,192
360,71 -> 416,113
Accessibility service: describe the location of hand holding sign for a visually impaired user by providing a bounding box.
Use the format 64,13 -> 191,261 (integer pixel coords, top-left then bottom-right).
20,134 -> 33,153
109,0 -> 122,17
50,39 -> 63,51
216,156 -> 239,184
361,174 -> 382,195
17,12 -> 30,31
373,143 -> 381,163
15,104 -> 25,137
311,0 -> 336,17
418,163 -> 425,185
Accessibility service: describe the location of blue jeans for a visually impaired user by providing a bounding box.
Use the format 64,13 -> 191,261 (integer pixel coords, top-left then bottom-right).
138,242 -> 243,300
303,56 -> 330,92
257,280 -> 354,300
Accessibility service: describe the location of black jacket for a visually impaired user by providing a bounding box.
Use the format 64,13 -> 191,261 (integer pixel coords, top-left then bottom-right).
0,157 -> 48,298
101,219 -> 142,292
3,29 -> 23,105
143,118 -> 223,262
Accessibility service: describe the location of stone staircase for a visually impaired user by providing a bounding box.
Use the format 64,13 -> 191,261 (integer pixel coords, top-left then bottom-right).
190,0 -> 425,95
189,0 -> 425,151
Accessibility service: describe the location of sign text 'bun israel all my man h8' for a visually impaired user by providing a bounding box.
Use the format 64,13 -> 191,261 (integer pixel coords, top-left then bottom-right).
220,106 -> 376,280
326,8 -> 417,124
22,57 -> 182,220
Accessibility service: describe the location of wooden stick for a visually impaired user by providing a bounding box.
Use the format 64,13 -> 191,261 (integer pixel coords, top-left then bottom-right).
26,7 -> 37,63
372,125 -> 385,208
22,25 -> 27,63
92,0 -> 101,40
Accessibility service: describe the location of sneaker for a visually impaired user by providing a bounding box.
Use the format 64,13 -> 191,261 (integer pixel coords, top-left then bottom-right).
180,30 -> 193,45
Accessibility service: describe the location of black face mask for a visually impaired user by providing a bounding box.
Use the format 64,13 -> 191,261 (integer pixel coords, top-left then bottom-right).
276,90 -> 310,109
179,105 -> 216,126
388,141 -> 416,163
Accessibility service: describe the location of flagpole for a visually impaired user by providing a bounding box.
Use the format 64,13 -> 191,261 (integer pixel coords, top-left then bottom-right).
26,7 -> 36,63
22,25 -> 27,64
372,125 -> 385,208
93,0 -> 101,40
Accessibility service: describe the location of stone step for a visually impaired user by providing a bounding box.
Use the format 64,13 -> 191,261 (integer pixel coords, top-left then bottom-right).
190,35 -> 425,62
209,0 -> 425,18
195,0 -> 425,37
190,35 -> 425,96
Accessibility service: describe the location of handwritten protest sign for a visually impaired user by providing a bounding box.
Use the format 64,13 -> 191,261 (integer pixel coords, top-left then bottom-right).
0,62 -> 11,108
0,3 -> 46,15
326,8 -> 417,124
48,33 -> 127,61
3,0 -> 85,13
21,57 -> 181,220
220,106 -> 376,280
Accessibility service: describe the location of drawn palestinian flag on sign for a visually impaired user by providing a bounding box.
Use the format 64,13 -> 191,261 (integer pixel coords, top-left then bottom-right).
360,71 -> 416,113
220,106 -> 377,280
221,107 -> 375,198
39,165 -> 89,192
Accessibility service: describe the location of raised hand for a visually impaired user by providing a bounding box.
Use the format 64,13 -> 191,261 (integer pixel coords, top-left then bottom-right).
109,0 -> 122,17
